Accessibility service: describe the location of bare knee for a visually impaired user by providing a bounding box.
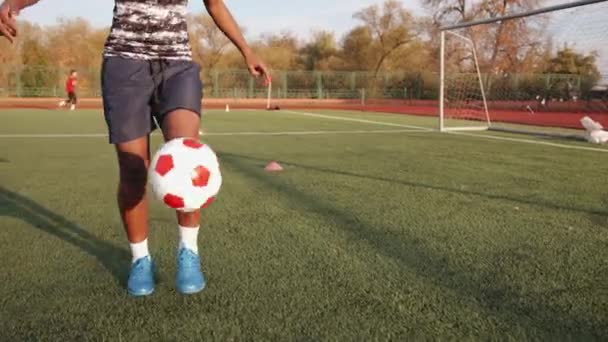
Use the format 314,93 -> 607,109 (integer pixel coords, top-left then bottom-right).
162,109 -> 200,141
117,152 -> 149,208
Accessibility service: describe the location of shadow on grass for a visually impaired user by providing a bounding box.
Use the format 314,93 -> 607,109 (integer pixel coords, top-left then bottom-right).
220,152 -> 606,338
0,186 -> 129,286
222,153 -> 608,218
0,157 -> 9,163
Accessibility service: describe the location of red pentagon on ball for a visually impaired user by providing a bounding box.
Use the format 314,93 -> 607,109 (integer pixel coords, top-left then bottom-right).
192,165 -> 211,187
183,139 -> 204,149
155,154 -> 174,176
163,193 -> 185,209
201,196 -> 216,209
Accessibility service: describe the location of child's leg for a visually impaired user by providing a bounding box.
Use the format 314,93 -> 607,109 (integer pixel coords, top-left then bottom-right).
101,56 -> 157,296
115,136 -> 150,245
150,58 -> 204,294
69,92 -> 77,110
162,108 -> 206,294
162,109 -> 201,229
115,135 -> 155,296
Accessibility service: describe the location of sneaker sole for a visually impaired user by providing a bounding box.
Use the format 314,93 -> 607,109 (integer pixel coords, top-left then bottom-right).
177,283 -> 206,295
128,287 -> 155,297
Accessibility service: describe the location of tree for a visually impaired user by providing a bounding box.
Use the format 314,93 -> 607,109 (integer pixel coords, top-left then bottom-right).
20,38 -> 51,90
339,26 -> 374,71
474,0 -> 545,72
15,22 -> 56,94
544,47 -> 601,98
0,26 -> 22,66
188,14 -> 232,72
300,31 -> 339,71
544,47 -> 600,77
46,18 -> 105,68
43,18 -> 107,94
422,0 -> 468,24
425,0 -> 547,73
0,22 -> 23,93
352,0 -> 417,76
253,31 -> 301,71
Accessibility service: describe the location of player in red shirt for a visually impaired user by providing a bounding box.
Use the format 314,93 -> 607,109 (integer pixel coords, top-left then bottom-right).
59,70 -> 77,110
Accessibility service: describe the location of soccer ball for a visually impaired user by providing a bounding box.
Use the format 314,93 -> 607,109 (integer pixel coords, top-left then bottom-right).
149,138 -> 222,212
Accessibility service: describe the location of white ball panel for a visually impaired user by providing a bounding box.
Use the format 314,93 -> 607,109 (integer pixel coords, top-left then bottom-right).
149,138 -> 223,211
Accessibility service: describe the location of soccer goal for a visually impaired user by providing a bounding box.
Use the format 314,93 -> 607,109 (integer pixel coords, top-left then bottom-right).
439,0 -> 608,138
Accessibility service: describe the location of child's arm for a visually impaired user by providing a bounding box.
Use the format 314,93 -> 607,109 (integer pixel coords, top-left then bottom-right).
204,0 -> 270,82
0,0 -> 41,42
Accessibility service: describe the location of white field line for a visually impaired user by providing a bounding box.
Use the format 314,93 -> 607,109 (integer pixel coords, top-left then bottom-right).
283,110 -> 608,153
449,131 -> 608,153
208,129 -> 428,136
0,129 -> 431,139
3,110 -> 606,153
281,110 -> 433,131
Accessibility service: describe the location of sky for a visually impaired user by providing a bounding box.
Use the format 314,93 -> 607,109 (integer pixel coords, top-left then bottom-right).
18,0 -> 607,75
19,0 -> 426,39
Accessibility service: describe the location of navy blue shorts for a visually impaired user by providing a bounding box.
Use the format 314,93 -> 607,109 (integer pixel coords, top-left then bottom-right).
101,57 -> 203,144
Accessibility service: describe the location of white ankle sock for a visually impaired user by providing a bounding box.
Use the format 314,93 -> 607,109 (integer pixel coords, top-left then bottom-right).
179,225 -> 200,254
130,239 -> 150,263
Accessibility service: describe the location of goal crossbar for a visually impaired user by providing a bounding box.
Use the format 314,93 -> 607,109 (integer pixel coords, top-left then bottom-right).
441,0 -> 607,30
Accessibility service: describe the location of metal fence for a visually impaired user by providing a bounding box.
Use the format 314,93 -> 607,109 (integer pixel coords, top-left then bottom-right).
0,65 -> 599,101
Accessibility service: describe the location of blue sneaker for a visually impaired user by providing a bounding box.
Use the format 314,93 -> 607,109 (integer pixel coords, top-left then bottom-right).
176,248 -> 206,295
127,256 -> 155,297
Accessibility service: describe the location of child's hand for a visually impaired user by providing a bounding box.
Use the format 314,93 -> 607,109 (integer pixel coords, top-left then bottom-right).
244,52 -> 271,85
0,0 -> 18,43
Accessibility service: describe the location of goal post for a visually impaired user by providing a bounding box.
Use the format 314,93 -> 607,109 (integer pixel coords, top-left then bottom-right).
439,30 -> 491,132
438,0 -> 608,137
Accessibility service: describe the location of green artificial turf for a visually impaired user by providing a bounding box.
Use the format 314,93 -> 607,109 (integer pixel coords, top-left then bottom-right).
1,108 -> 607,340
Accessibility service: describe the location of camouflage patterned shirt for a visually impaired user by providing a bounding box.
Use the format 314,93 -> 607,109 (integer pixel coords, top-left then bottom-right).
104,0 -> 192,60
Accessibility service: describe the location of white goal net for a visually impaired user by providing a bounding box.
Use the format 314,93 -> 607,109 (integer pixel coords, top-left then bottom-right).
439,0 -> 608,139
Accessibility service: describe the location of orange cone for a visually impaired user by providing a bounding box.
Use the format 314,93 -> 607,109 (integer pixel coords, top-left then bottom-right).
265,161 -> 283,172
